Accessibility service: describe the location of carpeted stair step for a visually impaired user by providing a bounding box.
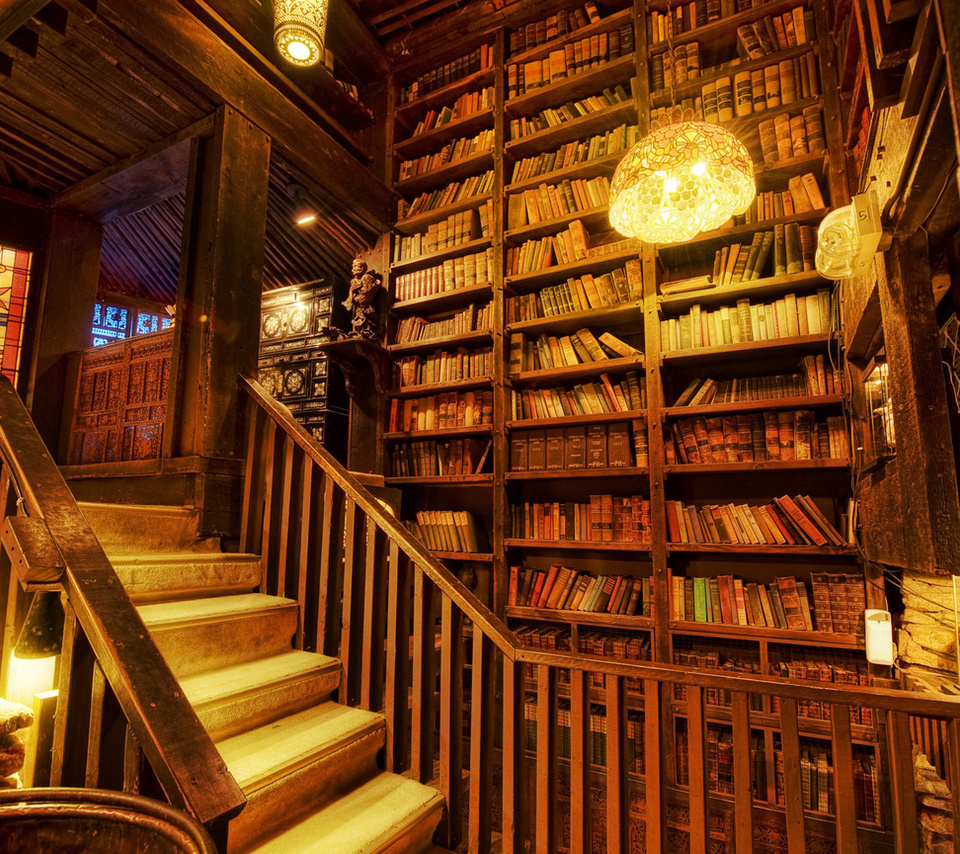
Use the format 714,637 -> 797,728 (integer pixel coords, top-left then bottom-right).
79,501 -> 214,555
110,552 -> 262,602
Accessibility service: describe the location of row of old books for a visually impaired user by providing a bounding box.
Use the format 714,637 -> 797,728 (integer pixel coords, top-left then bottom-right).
672,360 -> 839,406
675,725 -> 766,798
394,302 -> 493,344
659,289 -> 832,353
714,222 -> 814,284
509,371 -> 647,420
509,564 -> 652,617
506,175 -> 611,229
406,509 -> 487,553
408,87 -> 494,139
576,631 -> 651,690
704,62 -> 819,125
506,220 -> 592,273
507,2 -> 603,56
666,496 -> 848,549
508,328 -> 641,373
397,346 -> 492,387
397,128 -> 494,182
510,419 -> 649,471
389,437 -> 492,478
387,389 -> 494,432
507,261 -> 644,321
778,744 -> 880,823
667,410 -> 849,464
393,248 -> 494,302
511,495 -> 653,543
399,44 -> 493,103
740,186 -> 821,226
508,84 -> 633,140
673,647 -> 762,707
507,28 -> 634,99
392,203 -> 492,263
737,6 -> 816,59
396,170 -> 494,221
648,0 -> 757,44
508,124 -> 639,185
759,109 -> 826,163
651,43 -> 699,92
770,656 -> 872,724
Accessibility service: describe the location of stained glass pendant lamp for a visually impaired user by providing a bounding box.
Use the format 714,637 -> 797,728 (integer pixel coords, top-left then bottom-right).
609,121 -> 756,245
275,0 -> 329,67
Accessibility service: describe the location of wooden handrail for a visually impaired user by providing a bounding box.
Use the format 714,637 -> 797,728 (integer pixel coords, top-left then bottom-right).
240,375 -> 519,656
0,376 -> 245,828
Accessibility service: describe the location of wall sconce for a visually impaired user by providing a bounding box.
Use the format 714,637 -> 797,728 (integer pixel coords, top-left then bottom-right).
274,0 -> 329,67
288,183 -> 318,227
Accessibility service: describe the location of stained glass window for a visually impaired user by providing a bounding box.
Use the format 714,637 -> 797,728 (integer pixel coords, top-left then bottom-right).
0,245 -> 33,385
92,302 -> 173,347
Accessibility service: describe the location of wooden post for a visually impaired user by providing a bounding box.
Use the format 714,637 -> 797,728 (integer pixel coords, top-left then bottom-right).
165,105 -> 270,463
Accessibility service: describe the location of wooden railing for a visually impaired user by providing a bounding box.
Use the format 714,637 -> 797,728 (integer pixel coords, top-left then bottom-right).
242,375 -> 960,854
0,375 -> 244,840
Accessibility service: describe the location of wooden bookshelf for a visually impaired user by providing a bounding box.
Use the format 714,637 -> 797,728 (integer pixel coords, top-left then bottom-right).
504,100 -> 637,160
658,271 -> 829,312
391,237 -> 493,275
505,54 -> 637,117
388,330 -> 493,356
661,333 -> 835,365
506,151 -> 623,193
396,66 -> 496,122
664,458 -> 850,475
505,409 -> 645,430
505,204 -> 610,244
396,193 -> 494,235
383,425 -> 493,442
505,605 -> 653,630
668,620 -> 861,649
510,355 -> 643,385
506,7 -> 634,66
385,474 -> 494,486
394,110 -> 495,159
395,150 -> 496,196
505,245 -> 640,291
662,394 -> 844,418
505,538 -> 652,553
666,543 -> 858,556
506,466 -> 649,481
507,300 -> 643,334
391,376 -> 493,398
390,283 -> 494,316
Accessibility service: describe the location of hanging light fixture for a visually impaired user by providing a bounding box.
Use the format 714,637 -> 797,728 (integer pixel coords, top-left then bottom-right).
287,183 -> 318,226
609,121 -> 756,245
274,0 -> 329,67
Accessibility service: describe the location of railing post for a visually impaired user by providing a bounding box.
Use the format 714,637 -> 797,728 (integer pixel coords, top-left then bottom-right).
606,674 -> 628,853
535,665 -> 556,854
411,571 -> 436,784
643,679 -> 664,854
439,597 -> 464,850
384,544 -> 411,773
468,630 -> 494,854
779,697 -> 806,854
569,669 -> 591,854
886,710 -> 920,854
501,656 -> 525,854
686,683 -> 709,854
830,703 -> 859,854
360,519 -> 387,712
731,691 -> 755,854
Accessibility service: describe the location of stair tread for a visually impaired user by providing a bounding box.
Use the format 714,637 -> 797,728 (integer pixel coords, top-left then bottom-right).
217,701 -> 384,792
111,553 -> 261,567
138,593 -> 296,626
247,772 -> 444,854
180,651 -> 338,707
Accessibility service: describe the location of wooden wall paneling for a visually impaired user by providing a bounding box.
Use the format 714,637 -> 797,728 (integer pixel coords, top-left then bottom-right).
854,0 -> 906,110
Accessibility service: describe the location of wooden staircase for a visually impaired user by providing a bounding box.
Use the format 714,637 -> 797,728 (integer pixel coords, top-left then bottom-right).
80,501 -> 445,854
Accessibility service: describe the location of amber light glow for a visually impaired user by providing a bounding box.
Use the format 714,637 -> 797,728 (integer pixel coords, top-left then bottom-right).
274,0 -> 329,67
609,122 -> 756,245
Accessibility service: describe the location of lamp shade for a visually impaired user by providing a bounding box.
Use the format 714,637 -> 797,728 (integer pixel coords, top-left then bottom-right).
274,0 -> 329,67
609,122 -> 756,245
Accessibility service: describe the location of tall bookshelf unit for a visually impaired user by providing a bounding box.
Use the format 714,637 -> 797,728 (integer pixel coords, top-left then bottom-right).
382,0 -> 889,847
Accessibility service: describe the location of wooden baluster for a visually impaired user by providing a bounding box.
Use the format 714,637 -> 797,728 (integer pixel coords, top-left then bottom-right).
439,597 -> 464,849
257,418 -> 277,594
239,399 -> 264,554
606,674 -> 628,853
830,703 -> 858,854
294,453 -> 313,649
51,607 -> 93,787
340,499 -> 360,704
85,661 -> 106,788
274,435 -> 296,599
360,519 -> 387,712
779,697 -> 806,854
569,669 -> 591,854
314,473 -> 344,656
123,725 -> 140,794
643,679 -> 664,854
468,630 -> 494,854
886,710 -> 920,854
535,665 -> 556,854
411,571 -> 435,784
731,691 -> 754,854
384,543 -> 411,773
686,684 -> 710,854
501,655 -> 524,854
945,718 -> 960,854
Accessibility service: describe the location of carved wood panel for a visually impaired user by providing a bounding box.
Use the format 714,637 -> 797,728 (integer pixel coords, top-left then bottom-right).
68,331 -> 173,465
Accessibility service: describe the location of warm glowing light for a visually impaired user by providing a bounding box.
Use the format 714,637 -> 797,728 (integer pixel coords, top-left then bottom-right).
296,212 -> 317,226
274,0 -> 328,67
609,122 -> 756,245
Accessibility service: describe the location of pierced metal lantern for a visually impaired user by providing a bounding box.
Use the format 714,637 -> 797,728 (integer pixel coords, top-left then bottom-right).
274,0 -> 329,67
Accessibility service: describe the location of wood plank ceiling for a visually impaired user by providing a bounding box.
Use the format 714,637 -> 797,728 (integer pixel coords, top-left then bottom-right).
0,0 -> 389,305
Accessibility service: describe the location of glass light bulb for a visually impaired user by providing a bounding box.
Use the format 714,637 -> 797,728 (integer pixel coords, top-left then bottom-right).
287,40 -> 312,61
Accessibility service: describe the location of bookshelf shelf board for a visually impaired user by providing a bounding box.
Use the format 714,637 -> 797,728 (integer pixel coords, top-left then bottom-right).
505,101 -> 638,160
506,466 -> 649,481
396,193 -> 493,235
507,300 -> 643,335
506,605 -> 653,630
657,210 -> 827,267
668,619 -> 861,648
663,394 -> 844,418
507,8 -> 634,66
391,377 -> 493,398
506,54 -> 637,118
648,0 -> 816,55
506,409 -> 646,430
396,150 -> 495,196
505,246 -> 640,292
661,332 -> 834,365
505,538 -> 652,553
431,550 -> 495,562
394,110 -> 495,159
666,543 -> 858,557
650,45 -> 817,109
664,458 -> 851,475
510,355 -> 644,385
396,67 -> 496,122
388,331 -> 493,356
658,271 -> 829,313
391,237 -> 493,275
391,283 -> 493,316
506,205 -> 611,244
754,152 -> 829,190
506,152 -> 622,194
384,425 -> 493,442
385,474 -> 494,486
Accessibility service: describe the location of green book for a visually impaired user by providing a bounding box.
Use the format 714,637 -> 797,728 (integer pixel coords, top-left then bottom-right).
693,577 -> 709,623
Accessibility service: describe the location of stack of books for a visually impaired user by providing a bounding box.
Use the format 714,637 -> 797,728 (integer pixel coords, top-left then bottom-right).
390,437 -> 492,477
397,346 -> 493,387
397,170 -> 494,221
395,302 -> 493,344
507,260 -> 643,318
510,419 -> 648,470
509,327 -> 641,373
512,494 -> 652,543
407,509 -> 487,552
509,371 -> 646,420
387,389 -> 493,432
509,124 -> 638,184
509,565 -> 652,617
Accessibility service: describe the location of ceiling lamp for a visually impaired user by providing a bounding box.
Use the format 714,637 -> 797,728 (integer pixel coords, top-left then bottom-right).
274,0 -> 329,67
288,183 -> 318,226
609,121 -> 756,245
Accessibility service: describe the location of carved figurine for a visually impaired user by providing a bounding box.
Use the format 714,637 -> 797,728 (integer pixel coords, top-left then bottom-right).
343,257 -> 382,340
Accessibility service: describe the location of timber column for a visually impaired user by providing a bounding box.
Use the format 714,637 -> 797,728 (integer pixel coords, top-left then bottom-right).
166,105 -> 270,464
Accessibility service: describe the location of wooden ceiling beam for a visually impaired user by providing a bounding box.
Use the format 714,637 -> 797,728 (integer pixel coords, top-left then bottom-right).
0,0 -> 49,43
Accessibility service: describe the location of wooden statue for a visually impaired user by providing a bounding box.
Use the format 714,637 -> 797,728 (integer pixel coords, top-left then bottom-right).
343,257 -> 382,340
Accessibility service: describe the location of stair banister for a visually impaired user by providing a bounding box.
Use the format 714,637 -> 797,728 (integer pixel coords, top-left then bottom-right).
0,375 -> 245,832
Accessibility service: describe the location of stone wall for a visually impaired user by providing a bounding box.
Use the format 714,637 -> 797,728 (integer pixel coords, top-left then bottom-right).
897,571 -> 960,685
